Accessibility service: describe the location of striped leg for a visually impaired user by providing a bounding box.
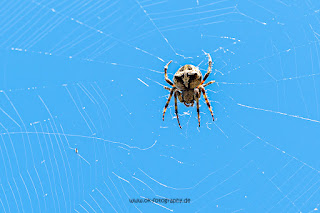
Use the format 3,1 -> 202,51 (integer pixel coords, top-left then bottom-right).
164,60 -> 173,86
174,91 -> 182,128
199,53 -> 212,86
162,88 -> 175,121
195,89 -> 201,127
203,80 -> 215,87
164,86 -> 171,91
200,86 -> 214,121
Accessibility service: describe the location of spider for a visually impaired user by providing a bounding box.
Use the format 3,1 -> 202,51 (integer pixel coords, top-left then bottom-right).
162,53 -> 215,128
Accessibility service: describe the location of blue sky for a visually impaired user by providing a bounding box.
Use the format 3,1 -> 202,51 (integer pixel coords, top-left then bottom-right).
1,0 -> 320,212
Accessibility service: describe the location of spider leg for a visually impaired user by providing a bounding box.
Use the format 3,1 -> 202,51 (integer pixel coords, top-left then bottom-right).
164,86 -> 171,91
162,87 -> 175,121
174,91 -> 182,128
198,53 -> 212,87
164,60 -> 174,86
203,80 -> 215,87
203,53 -> 212,82
196,98 -> 200,126
200,86 -> 214,121
176,90 -> 183,103
195,88 -> 201,127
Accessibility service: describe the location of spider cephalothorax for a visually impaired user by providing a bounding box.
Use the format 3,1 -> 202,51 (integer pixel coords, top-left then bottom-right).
162,53 -> 215,128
